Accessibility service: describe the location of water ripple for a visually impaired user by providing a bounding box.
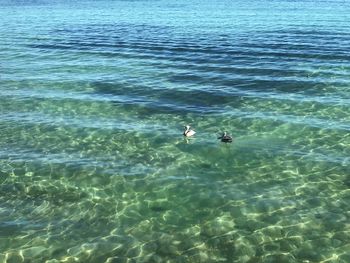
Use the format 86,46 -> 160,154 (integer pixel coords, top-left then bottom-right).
1,0 -> 350,262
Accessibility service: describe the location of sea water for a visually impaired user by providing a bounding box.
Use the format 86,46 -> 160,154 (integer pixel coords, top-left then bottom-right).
1,0 -> 350,262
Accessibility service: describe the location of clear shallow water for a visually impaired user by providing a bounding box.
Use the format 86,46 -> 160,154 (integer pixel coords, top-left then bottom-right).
1,0 -> 350,262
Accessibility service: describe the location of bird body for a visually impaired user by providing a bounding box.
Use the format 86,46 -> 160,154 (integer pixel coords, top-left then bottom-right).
183,125 -> 196,137
218,132 -> 233,143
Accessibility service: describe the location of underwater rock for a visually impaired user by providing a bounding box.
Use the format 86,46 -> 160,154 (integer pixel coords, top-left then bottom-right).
201,214 -> 235,237
4,252 -> 24,263
263,253 -> 297,263
21,246 -> 47,259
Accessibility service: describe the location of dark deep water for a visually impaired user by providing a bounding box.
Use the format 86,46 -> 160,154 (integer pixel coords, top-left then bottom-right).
1,0 -> 350,262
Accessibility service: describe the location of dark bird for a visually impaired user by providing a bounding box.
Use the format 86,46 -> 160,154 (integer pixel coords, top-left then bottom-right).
218,132 -> 233,143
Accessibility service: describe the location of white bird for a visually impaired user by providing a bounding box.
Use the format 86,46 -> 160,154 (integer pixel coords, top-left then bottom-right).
183,125 -> 196,137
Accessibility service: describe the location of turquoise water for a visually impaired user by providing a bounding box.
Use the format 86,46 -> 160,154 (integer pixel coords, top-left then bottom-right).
1,0 -> 350,262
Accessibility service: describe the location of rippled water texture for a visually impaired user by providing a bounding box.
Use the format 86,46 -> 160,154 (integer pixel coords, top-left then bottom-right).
1,0 -> 350,262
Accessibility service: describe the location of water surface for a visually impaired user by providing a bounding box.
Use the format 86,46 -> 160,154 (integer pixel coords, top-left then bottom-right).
1,0 -> 350,262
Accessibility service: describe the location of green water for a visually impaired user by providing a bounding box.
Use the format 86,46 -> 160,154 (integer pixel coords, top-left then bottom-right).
1,0 -> 350,262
